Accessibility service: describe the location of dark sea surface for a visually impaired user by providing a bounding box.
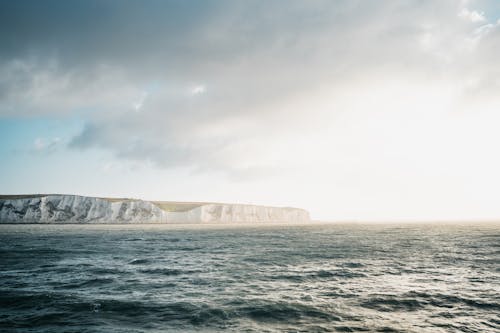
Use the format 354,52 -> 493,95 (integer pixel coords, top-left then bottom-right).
0,223 -> 499,333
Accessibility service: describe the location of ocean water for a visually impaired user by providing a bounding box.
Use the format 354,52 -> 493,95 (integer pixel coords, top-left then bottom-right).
0,223 -> 498,333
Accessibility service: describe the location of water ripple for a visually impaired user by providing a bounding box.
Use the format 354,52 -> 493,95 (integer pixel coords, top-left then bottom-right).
0,223 -> 498,332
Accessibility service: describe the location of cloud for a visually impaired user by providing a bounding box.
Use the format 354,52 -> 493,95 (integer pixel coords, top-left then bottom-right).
133,91 -> 149,111
2,0 -> 500,180
190,85 -> 206,95
32,137 -> 61,153
0,57 -> 145,116
458,7 -> 486,22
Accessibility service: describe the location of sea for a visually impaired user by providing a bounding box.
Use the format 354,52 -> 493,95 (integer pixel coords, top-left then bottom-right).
0,223 -> 498,333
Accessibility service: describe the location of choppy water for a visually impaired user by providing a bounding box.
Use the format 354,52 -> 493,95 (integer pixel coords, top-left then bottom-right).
0,223 -> 499,332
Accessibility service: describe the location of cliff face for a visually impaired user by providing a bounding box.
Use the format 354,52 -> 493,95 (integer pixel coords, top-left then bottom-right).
0,195 -> 166,223
166,204 -> 310,223
0,195 -> 310,224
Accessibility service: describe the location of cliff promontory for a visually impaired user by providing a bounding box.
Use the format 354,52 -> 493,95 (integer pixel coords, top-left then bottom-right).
0,195 -> 310,224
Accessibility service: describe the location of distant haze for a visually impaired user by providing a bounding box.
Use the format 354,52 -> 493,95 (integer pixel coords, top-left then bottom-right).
1,0 -> 500,221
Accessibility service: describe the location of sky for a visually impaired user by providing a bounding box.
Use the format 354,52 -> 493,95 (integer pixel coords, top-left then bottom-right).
1,0 -> 500,221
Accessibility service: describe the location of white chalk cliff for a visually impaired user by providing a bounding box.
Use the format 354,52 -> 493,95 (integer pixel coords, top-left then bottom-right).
0,195 -> 310,224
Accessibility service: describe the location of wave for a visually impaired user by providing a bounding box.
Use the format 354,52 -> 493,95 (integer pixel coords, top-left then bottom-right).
361,291 -> 500,312
139,268 -> 201,276
361,296 -> 424,312
0,291 -> 341,329
269,269 -> 366,282
128,258 -> 151,265
234,300 -> 340,323
55,278 -> 116,289
1,224 -> 498,332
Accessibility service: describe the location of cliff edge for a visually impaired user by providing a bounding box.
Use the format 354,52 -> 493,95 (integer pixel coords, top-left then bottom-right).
0,194 -> 310,224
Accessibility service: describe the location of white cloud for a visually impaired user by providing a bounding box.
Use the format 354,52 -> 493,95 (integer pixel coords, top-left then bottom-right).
132,91 -> 149,111
473,19 -> 500,37
32,137 -> 61,153
33,138 -> 45,151
190,85 -> 206,95
458,8 -> 486,23
62,1 -> 500,182
0,59 -> 146,116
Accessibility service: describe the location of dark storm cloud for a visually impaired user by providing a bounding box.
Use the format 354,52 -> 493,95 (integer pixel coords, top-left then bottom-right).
0,1 -> 213,68
0,0 -> 420,80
